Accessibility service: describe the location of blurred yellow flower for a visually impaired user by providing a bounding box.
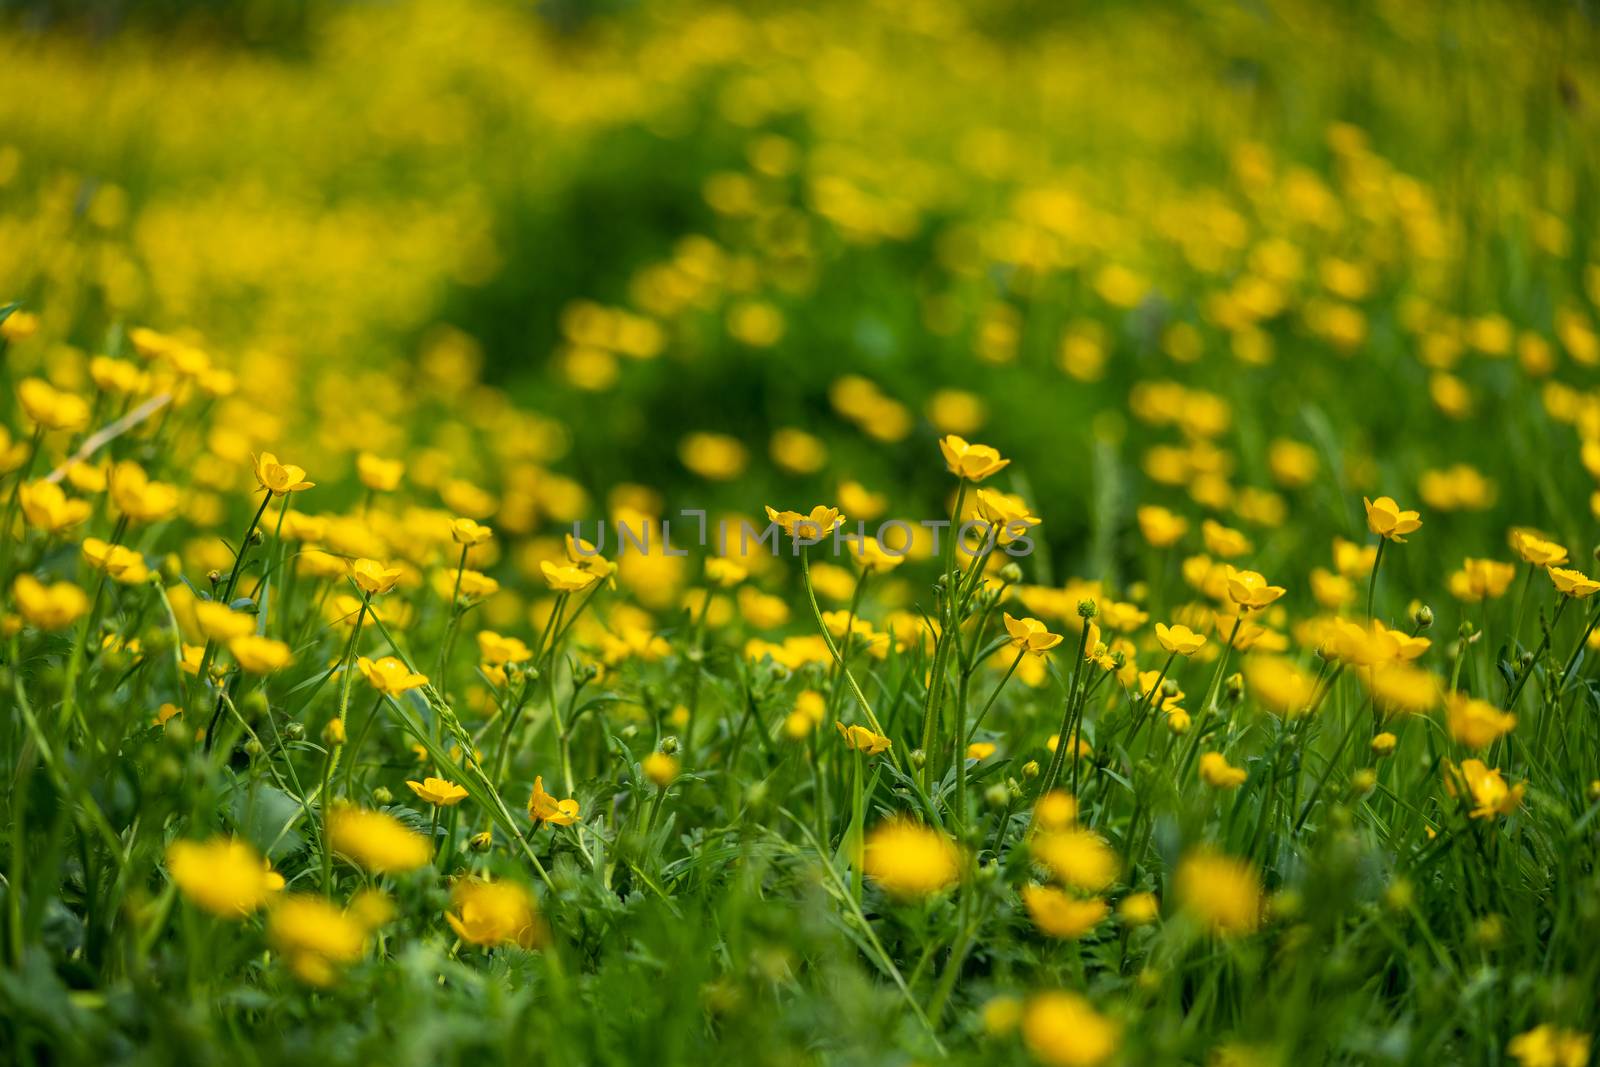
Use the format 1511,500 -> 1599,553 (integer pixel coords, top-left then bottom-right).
1176,850 -> 1261,936
446,878 -> 544,949
326,807 -> 430,872
13,574 -> 90,631
1022,991 -> 1120,1067
166,837 -> 283,919
1022,884 -> 1108,939
863,819 -> 959,898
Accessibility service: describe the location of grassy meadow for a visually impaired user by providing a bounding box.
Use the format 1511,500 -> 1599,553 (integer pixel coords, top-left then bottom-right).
2,1 -> 1600,1064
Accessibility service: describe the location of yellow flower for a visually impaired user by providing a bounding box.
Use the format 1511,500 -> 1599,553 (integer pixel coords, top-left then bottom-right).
1176,850 -> 1262,936
358,655 -> 429,694
194,600 -> 255,641
1363,496 -> 1423,541
705,557 -> 747,587
1003,612 -> 1064,654
966,741 -> 998,761
1,309 -> 40,342
406,776 -> 469,806
1512,530 -> 1569,567
1449,558 -> 1517,601
1549,566 -> 1600,599
228,635 -> 293,674
1136,505 -> 1188,548
763,504 -> 845,538
1199,752 -> 1248,789
326,807 -> 431,872
1446,693 -> 1517,749
1202,518 -> 1253,558
853,536 -> 905,574
166,837 -> 283,919
351,557 -> 402,595
975,487 -> 1040,543
445,878 -> 545,949
1508,1024 -> 1591,1067
540,559 -> 599,592
1031,828 -> 1116,892
477,630 -> 532,665
642,751 -> 680,787
1154,622 -> 1206,656
356,452 -> 404,492
1225,567 -> 1286,610
527,775 -> 581,826
863,819 -> 960,898
938,434 -> 1010,481
835,721 -> 893,756
18,481 -> 91,533
1021,991 -> 1120,1067
1022,884 -> 1108,938
267,894 -> 367,986
12,574 -> 90,631
451,517 -> 492,546
1363,663 -> 1439,716
17,377 -> 90,432
109,461 -> 179,524
1371,731 -> 1398,757
678,432 -> 748,480
1446,758 -> 1524,819
1118,891 -> 1160,925
252,451 -> 315,496
81,538 -> 149,584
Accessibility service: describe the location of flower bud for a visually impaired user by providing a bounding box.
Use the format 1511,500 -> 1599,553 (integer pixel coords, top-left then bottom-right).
1224,672 -> 1244,702
998,562 -> 1023,585
910,748 -> 927,769
660,735 -> 680,755
469,831 -> 493,852
1371,732 -> 1397,757
322,717 -> 346,747
243,737 -> 265,758
984,782 -> 1010,810
1412,604 -> 1434,631
207,569 -> 222,588
1021,759 -> 1040,780
1076,598 -> 1098,619
1350,768 -> 1376,796
283,722 -> 306,741
372,786 -> 393,805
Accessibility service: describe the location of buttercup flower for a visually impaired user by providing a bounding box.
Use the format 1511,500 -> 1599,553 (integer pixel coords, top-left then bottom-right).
1003,612 -> 1064,655
252,452 -> 315,496
18,481 -> 91,532
356,452 -> 404,492
938,435 -> 1010,481
166,837 -> 283,919
763,504 -> 844,538
228,635 -> 293,674
1446,758 -> 1524,819
1446,693 -> 1517,749
1154,622 -> 1207,656
446,878 -> 544,949
1136,505 -> 1188,548
1364,496 -> 1422,541
1176,850 -> 1262,936
351,558 -> 402,595
863,818 -> 960,897
359,656 -> 429,694
326,807 -> 431,872
1022,884 -> 1108,939
540,559 -> 599,592
1225,567 -> 1286,610
1512,530 -> 1567,567
1021,991 -> 1120,1067
1199,752 -> 1248,789
17,377 -> 90,432
407,776 -> 469,806
1549,566 -> 1600,598
267,895 -> 367,986
528,775 -> 581,826
451,517 -> 492,545
835,721 -> 893,755
13,575 -> 90,630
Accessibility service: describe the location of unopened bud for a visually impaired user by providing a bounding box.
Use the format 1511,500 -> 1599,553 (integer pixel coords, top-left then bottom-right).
1077,598 -> 1098,619
469,831 -> 493,852
660,735 -> 680,755
1412,604 -> 1434,631
1021,759 -> 1040,780
283,722 -> 306,741
999,562 -> 1023,585
372,786 -> 394,805
910,748 -> 927,770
